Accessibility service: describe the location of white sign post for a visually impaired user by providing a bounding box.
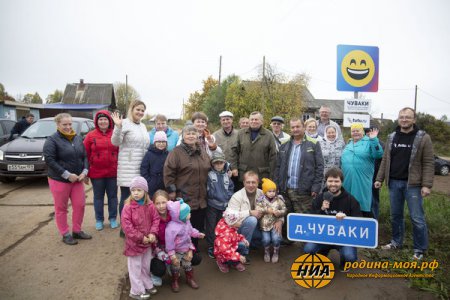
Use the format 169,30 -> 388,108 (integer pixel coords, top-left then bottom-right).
344,99 -> 371,113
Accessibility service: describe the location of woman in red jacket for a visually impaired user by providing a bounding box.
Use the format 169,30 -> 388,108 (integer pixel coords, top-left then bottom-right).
84,110 -> 119,230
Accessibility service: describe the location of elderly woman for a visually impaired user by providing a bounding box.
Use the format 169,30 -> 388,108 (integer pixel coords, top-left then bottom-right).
304,118 -> 324,142
341,123 -> 384,217
320,125 -> 345,176
84,110 -> 119,231
111,100 -> 150,232
43,113 -> 91,245
164,125 -> 211,249
178,112 -> 221,158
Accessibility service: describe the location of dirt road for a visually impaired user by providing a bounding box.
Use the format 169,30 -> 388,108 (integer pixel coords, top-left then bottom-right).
0,177 -> 443,300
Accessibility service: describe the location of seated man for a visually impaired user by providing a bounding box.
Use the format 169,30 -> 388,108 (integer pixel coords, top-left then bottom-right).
303,167 -> 362,271
226,171 -> 283,261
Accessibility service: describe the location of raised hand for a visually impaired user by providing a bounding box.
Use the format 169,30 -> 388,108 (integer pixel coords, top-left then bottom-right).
368,128 -> 379,139
111,111 -> 123,128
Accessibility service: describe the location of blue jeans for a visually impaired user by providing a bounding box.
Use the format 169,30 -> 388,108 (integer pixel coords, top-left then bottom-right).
388,179 -> 428,252
237,216 -> 263,254
91,177 -> 118,221
119,186 -> 131,217
261,228 -> 282,247
304,243 -> 357,267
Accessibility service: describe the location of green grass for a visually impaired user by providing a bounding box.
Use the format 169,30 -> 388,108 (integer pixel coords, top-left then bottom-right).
362,187 -> 450,299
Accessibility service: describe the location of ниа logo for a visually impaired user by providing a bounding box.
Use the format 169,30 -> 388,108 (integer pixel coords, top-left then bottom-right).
291,253 -> 335,288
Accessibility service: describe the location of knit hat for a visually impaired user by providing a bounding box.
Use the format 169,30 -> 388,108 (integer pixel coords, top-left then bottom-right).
179,199 -> 191,223
262,178 -> 277,194
223,209 -> 240,226
154,131 -> 168,143
211,151 -> 226,164
350,123 -> 364,131
129,176 -> 148,193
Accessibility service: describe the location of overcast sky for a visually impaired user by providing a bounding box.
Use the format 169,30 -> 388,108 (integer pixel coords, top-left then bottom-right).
1,0 -> 449,120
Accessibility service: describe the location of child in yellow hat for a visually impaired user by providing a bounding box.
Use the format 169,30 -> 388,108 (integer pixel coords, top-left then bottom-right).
256,178 -> 287,263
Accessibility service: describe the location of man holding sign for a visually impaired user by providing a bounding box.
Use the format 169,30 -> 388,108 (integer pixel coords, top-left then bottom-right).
303,168 -> 362,271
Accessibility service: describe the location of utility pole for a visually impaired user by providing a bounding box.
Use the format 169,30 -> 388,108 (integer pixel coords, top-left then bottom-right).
262,56 -> 266,114
218,56 -> 222,86
414,84 -> 418,112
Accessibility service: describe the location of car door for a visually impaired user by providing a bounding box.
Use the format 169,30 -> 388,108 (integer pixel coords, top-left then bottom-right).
0,121 -> 7,146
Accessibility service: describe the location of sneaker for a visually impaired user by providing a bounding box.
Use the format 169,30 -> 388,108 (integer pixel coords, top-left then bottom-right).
234,262 -> 246,272
243,255 -> 251,265
62,233 -> 78,245
110,218 -> 119,229
145,287 -> 157,295
216,260 -> 230,273
95,221 -> 104,231
129,293 -> 150,299
381,243 -> 398,250
72,231 -> 92,240
207,247 -> 215,259
413,252 -> 423,261
151,274 -> 162,287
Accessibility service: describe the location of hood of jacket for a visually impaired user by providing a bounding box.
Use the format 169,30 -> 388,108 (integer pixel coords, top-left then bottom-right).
167,200 -> 182,223
323,124 -> 340,143
150,126 -> 175,138
94,110 -> 114,132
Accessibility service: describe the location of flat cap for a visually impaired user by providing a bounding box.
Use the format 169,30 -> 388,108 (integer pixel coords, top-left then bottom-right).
271,116 -> 284,123
219,111 -> 234,118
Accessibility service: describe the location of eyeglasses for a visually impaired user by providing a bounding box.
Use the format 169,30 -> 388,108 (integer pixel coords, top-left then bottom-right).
155,141 -> 167,143
272,122 -> 282,125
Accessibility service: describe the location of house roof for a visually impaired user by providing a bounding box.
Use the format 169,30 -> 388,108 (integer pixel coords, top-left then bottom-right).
62,82 -> 115,106
43,104 -> 109,110
307,99 -> 345,119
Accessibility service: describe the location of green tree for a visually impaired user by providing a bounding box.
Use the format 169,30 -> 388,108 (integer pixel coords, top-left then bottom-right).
114,82 -> 140,115
31,92 -> 42,104
183,76 -> 218,120
21,93 -> 34,104
46,90 -> 64,104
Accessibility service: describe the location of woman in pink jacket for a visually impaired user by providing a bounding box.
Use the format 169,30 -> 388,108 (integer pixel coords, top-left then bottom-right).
121,176 -> 160,300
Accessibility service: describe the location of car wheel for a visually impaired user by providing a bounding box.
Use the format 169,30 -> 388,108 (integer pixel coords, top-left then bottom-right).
440,165 -> 449,176
0,176 -> 16,183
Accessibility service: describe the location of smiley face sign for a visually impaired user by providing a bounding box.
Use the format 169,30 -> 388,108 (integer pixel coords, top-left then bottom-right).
337,45 -> 379,92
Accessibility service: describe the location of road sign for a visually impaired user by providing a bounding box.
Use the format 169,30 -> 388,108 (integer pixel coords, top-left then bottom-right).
343,113 -> 371,128
337,44 -> 379,92
344,98 -> 371,113
287,213 -> 378,248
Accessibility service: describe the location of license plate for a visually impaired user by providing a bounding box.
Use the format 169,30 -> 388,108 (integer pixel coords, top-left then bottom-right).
7,164 -> 35,171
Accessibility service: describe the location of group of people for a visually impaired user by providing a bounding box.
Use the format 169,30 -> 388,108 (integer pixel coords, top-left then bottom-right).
42,102 -> 434,299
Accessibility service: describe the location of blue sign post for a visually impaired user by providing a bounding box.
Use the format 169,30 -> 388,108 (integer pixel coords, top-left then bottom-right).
287,213 -> 378,248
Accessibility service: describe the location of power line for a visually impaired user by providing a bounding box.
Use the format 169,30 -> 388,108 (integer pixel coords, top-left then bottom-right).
418,88 -> 450,105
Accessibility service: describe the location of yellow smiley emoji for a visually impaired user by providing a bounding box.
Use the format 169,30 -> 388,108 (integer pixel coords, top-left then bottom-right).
341,50 -> 375,87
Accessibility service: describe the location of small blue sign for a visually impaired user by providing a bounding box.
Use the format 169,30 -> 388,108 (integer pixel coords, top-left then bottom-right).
287,213 -> 378,248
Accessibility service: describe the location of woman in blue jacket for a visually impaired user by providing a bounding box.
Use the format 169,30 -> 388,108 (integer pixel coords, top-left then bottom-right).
341,123 -> 383,217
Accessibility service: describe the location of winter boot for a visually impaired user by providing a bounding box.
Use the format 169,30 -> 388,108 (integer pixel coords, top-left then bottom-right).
185,269 -> 199,289
272,246 -> 280,263
170,271 -> 180,292
264,246 -> 271,263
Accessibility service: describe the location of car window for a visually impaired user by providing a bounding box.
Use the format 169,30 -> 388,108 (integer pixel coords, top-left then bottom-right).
3,120 -> 16,133
80,122 -> 90,136
21,120 -> 56,138
0,123 -> 4,136
88,121 -> 95,130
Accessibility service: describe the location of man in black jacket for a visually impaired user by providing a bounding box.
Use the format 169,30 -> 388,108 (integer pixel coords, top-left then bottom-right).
303,167 -> 362,271
9,113 -> 34,140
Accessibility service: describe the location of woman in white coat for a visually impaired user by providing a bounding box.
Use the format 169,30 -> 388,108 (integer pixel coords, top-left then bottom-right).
111,100 -> 150,231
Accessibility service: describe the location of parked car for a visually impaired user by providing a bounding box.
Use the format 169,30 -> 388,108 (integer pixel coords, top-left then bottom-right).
0,118 -> 17,146
435,155 -> 450,176
0,117 -> 95,183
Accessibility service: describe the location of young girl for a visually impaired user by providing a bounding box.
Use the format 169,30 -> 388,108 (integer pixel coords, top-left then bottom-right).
150,190 -> 172,287
140,131 -> 169,198
214,209 -> 249,273
121,176 -> 160,300
256,178 -> 287,263
165,199 -> 205,292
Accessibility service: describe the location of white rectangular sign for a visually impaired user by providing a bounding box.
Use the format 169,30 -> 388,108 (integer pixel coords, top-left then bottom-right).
344,99 -> 371,113
343,113 -> 371,128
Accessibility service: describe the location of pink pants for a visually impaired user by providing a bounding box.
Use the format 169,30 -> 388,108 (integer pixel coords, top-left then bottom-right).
48,178 -> 86,236
128,248 -> 154,295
